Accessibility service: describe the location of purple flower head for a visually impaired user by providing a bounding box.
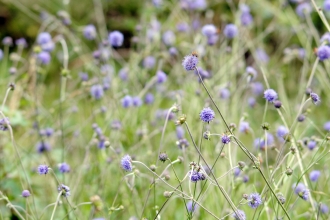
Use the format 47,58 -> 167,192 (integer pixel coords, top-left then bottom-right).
243,175 -> 249,183
248,97 -> 256,108
234,167 -> 241,177
320,204 -> 329,214
121,95 -> 133,108
201,24 -> 217,38
256,48 -> 269,63
293,183 -> 306,195
194,67 -> 210,81
300,189 -> 309,201
16,38 -> 27,48
176,138 -> 189,149
254,133 -> 274,150
325,0 -> 330,11
119,68 -> 129,81
162,30 -> 176,46
181,0 -> 207,10
37,32 -> 52,45
251,82 -> 264,95
121,155 -> 133,172
58,184 -> 70,197
176,22 -> 189,32
223,24 -> 238,39
58,162 -> 71,173
247,193 -> 262,209
323,121 -> 330,131
186,201 -> 199,213
309,170 -> 321,182
41,41 -> 54,52
241,12 -> 253,26
221,134 -> 231,144
220,88 -> 230,99
239,121 -> 250,133
264,89 -> 278,102
108,31 -> 124,47
176,126 -> 185,139
277,125 -> 288,139
296,2 -> 312,18
169,47 -> 178,56
232,209 -> 246,220
110,120 -> 122,130
36,141 -> 51,153
143,56 -> 156,69
321,33 -> 330,44
40,127 -> 54,137
192,19 -> 200,30
144,93 -> 154,104
182,53 -> 199,71
38,164 -> 49,175
246,66 -> 257,80
189,170 -> 205,182
0,117 -> 10,131
90,84 -> 104,100
207,35 -> 219,45
156,70 -> 167,83
2,36 -> 13,46
307,140 -> 317,150
317,45 -> 330,61
310,92 -> 321,105
22,190 -> 31,198
83,24 -> 97,40
37,51 -> 51,65
79,72 -> 89,81
0,49 -> 3,60
199,107 -> 215,123
240,4 -> 250,13
132,96 -> 143,107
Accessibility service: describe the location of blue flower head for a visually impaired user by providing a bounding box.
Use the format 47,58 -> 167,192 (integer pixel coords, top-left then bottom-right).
310,92 -> 321,105
221,134 -> 231,144
247,193 -> 262,209
38,165 -> 49,175
201,24 -> 217,37
22,190 -> 31,198
232,209 -> 246,220
58,162 -> 71,173
162,30 -> 175,46
58,184 -> 70,197
324,121 -> 330,131
108,31 -> 124,47
156,70 -> 167,84
83,25 -> 97,40
223,24 -> 238,39
264,89 -> 278,102
182,52 -> 199,71
186,200 -> 199,213
90,84 -> 104,100
309,170 -> 321,182
199,107 -> 215,123
317,45 -> 330,61
121,155 -> 133,172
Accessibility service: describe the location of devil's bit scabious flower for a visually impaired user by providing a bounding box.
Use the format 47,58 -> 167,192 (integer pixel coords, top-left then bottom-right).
293,183 -> 306,195
247,193 -> 262,209
300,189 -> 309,201
90,84 -> 104,100
324,121 -> 330,131
310,92 -> 321,105
22,190 -> 31,198
156,70 -> 167,83
132,96 -> 143,107
83,24 -> 97,40
37,51 -> 51,65
169,47 -> 178,56
108,31 -> 124,47
121,155 -> 133,172
144,93 -> 154,104
58,162 -> 71,173
296,2 -> 312,18
143,56 -> 156,69
223,24 -> 238,39
309,170 -> 321,182
317,45 -> 330,61
37,32 -> 52,45
325,0 -> 330,11
221,134 -> 231,144
277,126 -> 288,139
186,201 -> 199,213
162,30 -> 175,46
241,12 -> 253,26
239,121 -> 250,133
159,152 -> 168,162
264,89 -> 278,102
38,165 -> 49,175
199,107 -> 215,123
320,204 -> 329,214
176,138 -> 189,149
58,184 -> 70,197
0,49 -> 3,60
121,95 -> 133,108
182,53 -> 198,71
232,209 -> 246,220
251,82 -> 264,95
248,97 -> 256,108
201,24 -> 217,37
176,126 -> 185,139
220,88 -> 230,99
79,72 -> 89,82
0,117 -> 10,131
16,38 -> 27,48
2,36 -> 13,46
190,170 -> 205,182
36,141 -> 51,153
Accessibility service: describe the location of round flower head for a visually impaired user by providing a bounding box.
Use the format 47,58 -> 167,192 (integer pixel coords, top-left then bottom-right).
176,22 -> 189,32
310,92 -> 321,105
37,32 -> 52,45
251,82 -> 264,95
256,48 -> 269,63
309,170 -> 321,182
325,0 -> 330,11
323,121 -> 330,131
169,47 -> 178,56
320,204 -> 329,214
144,93 -> 154,104
186,200 -> 199,213
37,51 -> 51,65
119,68 -> 129,81
248,97 -> 256,108
189,170 -> 205,182
108,31 -> 124,47
83,24 -> 97,40
36,141 -> 51,153
176,126 -> 185,139
221,134 -> 231,144
317,45 -> 330,61
121,95 -> 133,108
207,34 -> 219,45
143,56 -> 156,69
58,184 -> 70,197
277,125 -> 288,139
232,209 -> 246,220
299,189 -> 309,201
199,107 -> 215,123
2,36 -> 13,46
176,138 -> 189,149
223,24 -> 238,39
201,24 -> 217,37
38,164 -> 49,175
264,89 -> 278,102
41,41 -> 55,52
132,96 -> 143,107
16,38 -> 27,48
58,162 -> 71,173
254,133 -> 274,150
296,2 -> 312,18
182,52 -> 199,71
156,70 -> 167,84
22,190 -> 31,198
293,183 -> 306,195
240,4 -> 250,13
247,193 -> 262,209
0,117 -> 10,131
162,30 -> 175,46
90,84 -> 104,100
307,140 -> 317,150
79,72 -> 89,81
241,12 -> 253,26
246,66 -> 257,80
233,167 -> 241,177
121,155 -> 133,172
239,121 -> 250,133
220,88 -> 230,99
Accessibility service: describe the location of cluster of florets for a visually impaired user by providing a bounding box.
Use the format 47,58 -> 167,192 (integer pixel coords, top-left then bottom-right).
189,162 -> 206,182
58,184 -> 71,197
